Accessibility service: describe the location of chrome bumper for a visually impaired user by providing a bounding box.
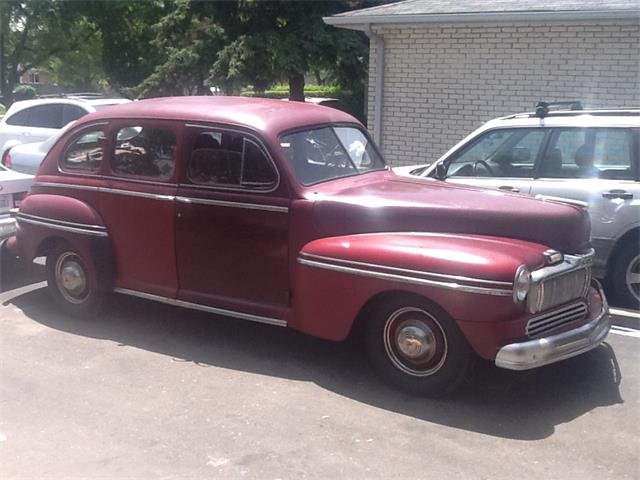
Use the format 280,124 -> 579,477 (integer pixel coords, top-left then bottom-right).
0,215 -> 16,239
495,282 -> 610,370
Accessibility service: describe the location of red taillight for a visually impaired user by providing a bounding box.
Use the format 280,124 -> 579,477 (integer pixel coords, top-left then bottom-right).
13,191 -> 27,208
2,151 -> 11,168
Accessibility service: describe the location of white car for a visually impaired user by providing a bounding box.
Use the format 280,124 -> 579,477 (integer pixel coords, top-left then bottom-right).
0,97 -> 130,157
395,102 -> 640,308
2,122 -> 74,175
0,164 -> 32,239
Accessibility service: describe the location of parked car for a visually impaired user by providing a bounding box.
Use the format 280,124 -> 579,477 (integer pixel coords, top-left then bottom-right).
0,164 -> 32,239
1,122 -> 75,175
0,97 -> 130,159
396,102 -> 640,308
6,97 -> 609,396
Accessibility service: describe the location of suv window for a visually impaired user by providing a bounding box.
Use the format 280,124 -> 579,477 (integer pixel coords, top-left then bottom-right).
112,126 -> 176,179
61,128 -> 106,172
188,131 -> 277,188
62,104 -> 88,125
447,128 -> 544,178
540,128 -> 634,179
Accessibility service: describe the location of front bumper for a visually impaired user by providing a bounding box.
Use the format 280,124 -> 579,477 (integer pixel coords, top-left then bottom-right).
495,281 -> 610,370
0,215 -> 16,239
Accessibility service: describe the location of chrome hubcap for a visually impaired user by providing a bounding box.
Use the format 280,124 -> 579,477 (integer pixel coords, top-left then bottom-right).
383,307 -> 448,377
396,324 -> 436,361
55,252 -> 88,304
626,253 -> 640,302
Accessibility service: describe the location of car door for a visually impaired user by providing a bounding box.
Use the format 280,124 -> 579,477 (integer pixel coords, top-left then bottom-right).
175,125 -> 290,321
442,127 -> 548,195
99,120 -> 181,298
530,127 -> 639,268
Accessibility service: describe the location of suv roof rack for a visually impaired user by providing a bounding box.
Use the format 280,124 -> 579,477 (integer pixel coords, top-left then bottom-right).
534,101 -> 582,118
502,104 -> 640,120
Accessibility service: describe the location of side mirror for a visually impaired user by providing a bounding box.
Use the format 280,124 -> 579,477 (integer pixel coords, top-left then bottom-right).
434,162 -> 447,180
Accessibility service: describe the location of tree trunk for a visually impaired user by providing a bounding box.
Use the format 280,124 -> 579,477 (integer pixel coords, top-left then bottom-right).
288,72 -> 305,102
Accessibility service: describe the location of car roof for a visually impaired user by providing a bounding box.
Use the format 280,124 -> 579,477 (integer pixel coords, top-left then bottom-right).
79,96 -> 361,135
3,97 -> 129,117
485,109 -> 640,129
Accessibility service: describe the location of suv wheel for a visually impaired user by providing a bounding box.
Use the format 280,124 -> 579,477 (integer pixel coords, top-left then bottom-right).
611,243 -> 640,309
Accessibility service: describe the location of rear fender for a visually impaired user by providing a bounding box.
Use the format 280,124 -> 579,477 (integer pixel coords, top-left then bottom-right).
291,232 -> 548,341
15,194 -> 114,288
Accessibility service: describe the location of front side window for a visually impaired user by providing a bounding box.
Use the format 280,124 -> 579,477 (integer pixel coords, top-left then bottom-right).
112,126 -> 176,179
446,128 -> 544,178
61,128 -> 106,172
279,125 -> 384,185
187,131 -> 277,188
540,128 -> 634,179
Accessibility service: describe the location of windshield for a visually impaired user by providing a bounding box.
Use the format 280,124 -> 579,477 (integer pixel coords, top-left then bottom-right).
280,125 -> 385,185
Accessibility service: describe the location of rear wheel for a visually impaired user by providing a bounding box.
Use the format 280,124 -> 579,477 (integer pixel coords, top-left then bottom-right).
46,244 -> 104,317
365,295 -> 474,396
611,244 -> 640,309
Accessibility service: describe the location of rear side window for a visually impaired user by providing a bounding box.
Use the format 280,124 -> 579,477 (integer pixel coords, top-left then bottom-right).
540,128 -> 634,179
62,105 -> 88,125
5,108 -> 30,126
61,128 -> 106,172
26,104 -> 64,128
112,126 -> 176,179
188,130 -> 277,189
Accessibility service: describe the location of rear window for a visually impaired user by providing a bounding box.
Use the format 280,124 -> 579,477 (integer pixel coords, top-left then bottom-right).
61,128 -> 106,172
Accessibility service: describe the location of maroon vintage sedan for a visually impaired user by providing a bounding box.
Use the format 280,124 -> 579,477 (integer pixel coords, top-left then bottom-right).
6,97 -> 610,396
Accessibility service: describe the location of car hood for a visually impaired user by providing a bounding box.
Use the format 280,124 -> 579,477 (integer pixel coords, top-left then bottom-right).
309,171 -> 590,254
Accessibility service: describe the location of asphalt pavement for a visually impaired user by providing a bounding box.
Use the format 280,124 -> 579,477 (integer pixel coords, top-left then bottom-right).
0,266 -> 638,479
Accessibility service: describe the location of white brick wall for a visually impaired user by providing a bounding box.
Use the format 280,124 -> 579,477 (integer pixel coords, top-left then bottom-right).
367,20 -> 640,165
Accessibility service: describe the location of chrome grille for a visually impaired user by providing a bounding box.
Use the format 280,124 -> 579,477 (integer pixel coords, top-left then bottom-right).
526,302 -> 588,338
527,267 -> 590,313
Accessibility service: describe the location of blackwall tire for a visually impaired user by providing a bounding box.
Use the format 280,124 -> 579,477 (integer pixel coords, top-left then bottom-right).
612,245 -> 640,310
365,295 -> 475,397
46,244 -> 104,317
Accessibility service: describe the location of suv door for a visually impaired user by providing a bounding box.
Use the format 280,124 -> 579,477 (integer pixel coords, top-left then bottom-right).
175,125 -> 289,321
441,127 -> 548,194
530,127 -> 640,279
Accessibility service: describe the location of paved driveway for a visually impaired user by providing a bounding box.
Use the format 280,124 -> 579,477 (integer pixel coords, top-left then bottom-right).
0,284 -> 638,479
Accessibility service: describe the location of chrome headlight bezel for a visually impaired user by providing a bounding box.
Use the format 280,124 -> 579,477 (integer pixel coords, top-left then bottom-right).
513,265 -> 532,304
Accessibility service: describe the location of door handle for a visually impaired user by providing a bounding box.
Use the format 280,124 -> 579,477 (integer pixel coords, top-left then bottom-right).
602,190 -> 633,200
499,185 -> 520,193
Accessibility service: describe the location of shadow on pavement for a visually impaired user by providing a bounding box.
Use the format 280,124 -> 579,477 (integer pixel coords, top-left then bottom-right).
5,287 -> 624,441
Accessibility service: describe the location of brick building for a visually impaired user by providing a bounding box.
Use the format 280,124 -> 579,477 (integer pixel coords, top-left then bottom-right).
324,0 -> 640,165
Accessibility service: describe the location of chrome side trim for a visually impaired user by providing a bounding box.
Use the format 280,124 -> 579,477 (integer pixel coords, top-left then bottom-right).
33,181 -> 100,192
176,196 -> 288,213
17,212 -> 106,231
113,287 -> 287,327
17,215 -> 108,237
299,252 -> 513,287
297,257 -> 512,296
32,182 -> 175,201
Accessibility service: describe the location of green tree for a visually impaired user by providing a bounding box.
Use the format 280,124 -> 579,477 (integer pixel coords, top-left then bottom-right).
0,0 -> 85,105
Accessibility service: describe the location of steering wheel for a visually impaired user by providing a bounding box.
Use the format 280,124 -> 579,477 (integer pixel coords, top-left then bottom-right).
473,160 -> 495,176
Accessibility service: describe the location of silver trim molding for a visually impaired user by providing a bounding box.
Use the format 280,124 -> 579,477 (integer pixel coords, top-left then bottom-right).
113,287 -> 287,327
176,196 -> 288,213
17,214 -> 108,237
32,182 -> 175,202
297,256 -> 512,296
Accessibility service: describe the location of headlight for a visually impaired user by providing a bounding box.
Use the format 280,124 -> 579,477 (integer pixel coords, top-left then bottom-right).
513,265 -> 531,303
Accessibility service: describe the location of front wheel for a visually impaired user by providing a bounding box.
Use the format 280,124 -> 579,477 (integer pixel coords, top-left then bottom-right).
365,295 -> 474,397
46,244 -> 104,317
611,245 -> 640,309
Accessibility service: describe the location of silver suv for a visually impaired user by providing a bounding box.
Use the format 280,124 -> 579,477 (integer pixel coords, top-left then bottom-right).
401,102 -> 639,308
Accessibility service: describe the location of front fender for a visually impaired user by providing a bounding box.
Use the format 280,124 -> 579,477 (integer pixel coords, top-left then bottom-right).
290,232 -> 549,341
